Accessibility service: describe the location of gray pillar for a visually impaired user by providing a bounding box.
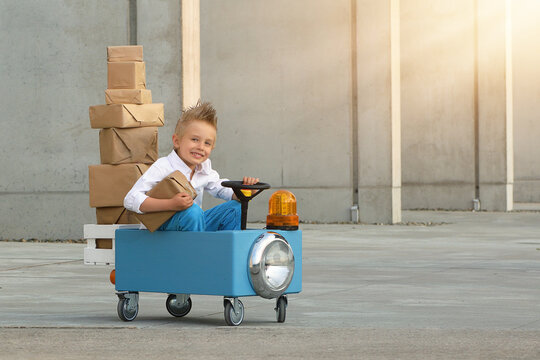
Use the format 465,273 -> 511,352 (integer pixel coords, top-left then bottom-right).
355,0 -> 401,224
477,0 -> 514,211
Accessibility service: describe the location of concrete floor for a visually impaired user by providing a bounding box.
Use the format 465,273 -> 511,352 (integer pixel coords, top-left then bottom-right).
1,211 -> 540,359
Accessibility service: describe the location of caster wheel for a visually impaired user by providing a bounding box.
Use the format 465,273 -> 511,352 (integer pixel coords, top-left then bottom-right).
276,296 -> 287,323
224,299 -> 244,326
117,297 -> 138,321
166,294 -> 192,317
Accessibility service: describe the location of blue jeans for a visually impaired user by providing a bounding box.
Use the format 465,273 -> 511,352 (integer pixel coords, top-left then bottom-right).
158,200 -> 241,231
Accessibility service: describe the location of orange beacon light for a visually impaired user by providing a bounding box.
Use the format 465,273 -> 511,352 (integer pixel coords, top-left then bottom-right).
266,190 -> 299,230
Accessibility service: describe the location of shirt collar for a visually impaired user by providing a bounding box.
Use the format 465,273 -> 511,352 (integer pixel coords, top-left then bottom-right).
199,158 -> 212,175
167,150 -> 211,176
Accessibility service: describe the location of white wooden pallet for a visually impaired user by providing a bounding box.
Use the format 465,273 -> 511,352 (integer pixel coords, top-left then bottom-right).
83,224 -> 139,265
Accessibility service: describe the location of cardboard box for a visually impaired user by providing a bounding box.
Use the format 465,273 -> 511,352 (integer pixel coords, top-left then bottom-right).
105,89 -> 152,104
88,163 -> 150,207
107,45 -> 143,62
107,62 -> 146,89
99,127 -> 158,165
96,239 -> 113,249
96,207 -> 139,224
135,171 -> 197,232
89,103 -> 164,129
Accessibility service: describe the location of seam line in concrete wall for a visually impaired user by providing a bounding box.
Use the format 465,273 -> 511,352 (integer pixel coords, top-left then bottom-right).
129,0 -> 137,45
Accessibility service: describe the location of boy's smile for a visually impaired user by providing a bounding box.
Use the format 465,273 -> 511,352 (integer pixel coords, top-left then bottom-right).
173,121 -> 216,172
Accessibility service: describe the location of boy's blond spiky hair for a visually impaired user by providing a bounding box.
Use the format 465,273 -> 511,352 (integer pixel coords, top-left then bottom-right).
175,100 -> 218,137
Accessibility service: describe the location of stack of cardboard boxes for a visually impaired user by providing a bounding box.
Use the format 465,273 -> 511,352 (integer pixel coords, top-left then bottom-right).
88,45 -> 164,248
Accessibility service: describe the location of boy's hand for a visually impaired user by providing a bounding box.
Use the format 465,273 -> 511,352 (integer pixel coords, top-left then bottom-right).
169,192 -> 193,211
233,177 -> 260,201
242,176 -> 260,186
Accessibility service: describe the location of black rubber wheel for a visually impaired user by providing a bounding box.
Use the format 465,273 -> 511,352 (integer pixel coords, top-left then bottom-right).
224,299 -> 244,326
276,296 -> 287,323
117,297 -> 138,321
166,294 -> 192,317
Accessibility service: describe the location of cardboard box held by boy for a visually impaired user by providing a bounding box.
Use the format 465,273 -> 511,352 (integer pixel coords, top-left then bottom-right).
135,170 -> 197,232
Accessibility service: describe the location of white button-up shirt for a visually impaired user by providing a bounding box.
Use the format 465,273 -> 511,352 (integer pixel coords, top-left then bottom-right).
124,150 -> 234,214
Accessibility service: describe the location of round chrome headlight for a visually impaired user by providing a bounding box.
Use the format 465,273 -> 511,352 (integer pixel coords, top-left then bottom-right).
249,232 -> 295,299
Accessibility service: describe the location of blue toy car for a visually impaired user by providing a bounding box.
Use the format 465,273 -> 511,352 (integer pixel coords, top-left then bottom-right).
113,181 -> 302,326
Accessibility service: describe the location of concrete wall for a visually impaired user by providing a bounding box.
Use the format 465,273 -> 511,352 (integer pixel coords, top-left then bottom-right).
2,0 -> 540,239
355,0 -> 402,224
513,0 -> 540,203
400,0 -> 540,209
0,0 -> 128,239
137,0 -> 182,156
401,0 -> 476,209
200,0 -> 354,222
0,0 -> 181,239
477,0 -> 513,211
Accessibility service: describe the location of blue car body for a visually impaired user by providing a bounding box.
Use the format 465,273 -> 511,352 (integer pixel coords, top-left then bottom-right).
114,228 -> 302,297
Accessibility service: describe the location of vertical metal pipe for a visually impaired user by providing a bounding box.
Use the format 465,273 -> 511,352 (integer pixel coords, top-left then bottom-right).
474,0 -> 480,203
350,0 -> 359,214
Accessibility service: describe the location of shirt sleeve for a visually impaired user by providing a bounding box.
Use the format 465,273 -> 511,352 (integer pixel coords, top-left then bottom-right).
123,160 -> 169,214
205,169 -> 234,202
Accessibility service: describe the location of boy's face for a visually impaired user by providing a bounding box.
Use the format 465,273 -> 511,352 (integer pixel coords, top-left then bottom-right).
173,120 -> 216,171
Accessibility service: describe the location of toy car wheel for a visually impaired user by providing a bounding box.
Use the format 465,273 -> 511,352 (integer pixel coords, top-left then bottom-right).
166,294 -> 192,317
224,299 -> 244,326
117,297 -> 138,321
276,296 -> 287,323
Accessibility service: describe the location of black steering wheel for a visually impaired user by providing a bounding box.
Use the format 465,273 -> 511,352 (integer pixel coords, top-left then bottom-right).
221,181 -> 270,201
221,181 -> 271,230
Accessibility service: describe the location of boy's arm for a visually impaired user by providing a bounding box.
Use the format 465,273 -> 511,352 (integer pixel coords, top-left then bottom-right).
205,169 -> 234,201
124,159 -> 170,214
205,169 -> 260,201
139,192 -> 193,213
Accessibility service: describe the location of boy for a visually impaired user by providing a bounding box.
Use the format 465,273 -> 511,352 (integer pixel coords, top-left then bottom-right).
124,100 -> 259,231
